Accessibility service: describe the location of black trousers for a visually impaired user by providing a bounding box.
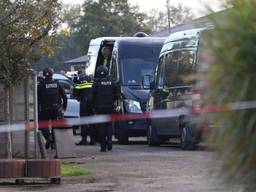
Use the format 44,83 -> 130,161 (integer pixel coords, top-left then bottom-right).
80,124 -> 96,143
98,122 -> 112,150
39,106 -> 63,142
95,108 -> 114,150
80,102 -> 96,142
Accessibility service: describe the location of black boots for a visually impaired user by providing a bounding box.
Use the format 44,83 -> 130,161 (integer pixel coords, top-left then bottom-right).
100,143 -> 112,152
107,143 -> 112,151
89,138 -> 96,145
45,139 -> 55,149
76,139 -> 88,146
76,137 -> 96,146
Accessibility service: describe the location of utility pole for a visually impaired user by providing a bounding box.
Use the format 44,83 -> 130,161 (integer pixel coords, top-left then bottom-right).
166,0 -> 171,34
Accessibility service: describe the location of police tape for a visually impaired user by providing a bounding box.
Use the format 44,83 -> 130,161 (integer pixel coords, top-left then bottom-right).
0,101 -> 255,133
0,108 -> 188,133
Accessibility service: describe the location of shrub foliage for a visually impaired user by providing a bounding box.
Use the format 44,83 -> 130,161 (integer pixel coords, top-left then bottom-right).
206,0 -> 256,188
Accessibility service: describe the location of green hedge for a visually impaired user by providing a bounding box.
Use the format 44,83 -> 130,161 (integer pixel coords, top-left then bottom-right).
206,0 -> 256,189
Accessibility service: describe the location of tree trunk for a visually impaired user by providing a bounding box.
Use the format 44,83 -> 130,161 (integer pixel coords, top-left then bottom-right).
6,87 -> 12,159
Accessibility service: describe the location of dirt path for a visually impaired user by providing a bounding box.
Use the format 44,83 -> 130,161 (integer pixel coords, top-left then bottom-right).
0,139 -> 236,192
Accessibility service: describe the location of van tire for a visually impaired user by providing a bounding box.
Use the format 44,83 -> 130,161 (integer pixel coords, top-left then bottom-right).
180,123 -> 195,150
147,124 -> 160,146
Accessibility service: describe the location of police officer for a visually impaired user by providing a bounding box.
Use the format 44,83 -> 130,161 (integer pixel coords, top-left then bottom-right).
74,69 -> 95,145
38,67 -> 67,149
92,65 -> 120,152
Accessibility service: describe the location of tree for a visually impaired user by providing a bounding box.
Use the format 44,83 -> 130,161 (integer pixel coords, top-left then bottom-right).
32,4 -> 83,72
0,0 -> 61,87
146,4 -> 193,32
33,30 -> 82,72
60,3 -> 82,33
0,0 -> 61,158
206,0 -> 256,189
74,0 -> 150,52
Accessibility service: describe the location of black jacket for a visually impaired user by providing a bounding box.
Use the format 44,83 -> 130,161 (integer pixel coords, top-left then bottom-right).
74,75 -> 93,103
92,76 -> 119,114
74,75 -> 93,115
38,78 -> 67,111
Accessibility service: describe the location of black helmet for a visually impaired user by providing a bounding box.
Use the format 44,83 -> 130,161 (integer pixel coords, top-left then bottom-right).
43,67 -> 53,78
96,65 -> 108,77
77,69 -> 85,78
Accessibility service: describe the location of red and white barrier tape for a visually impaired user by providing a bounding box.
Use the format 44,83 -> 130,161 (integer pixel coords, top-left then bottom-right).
0,108 -> 188,133
0,101 -> 255,133
192,101 -> 256,113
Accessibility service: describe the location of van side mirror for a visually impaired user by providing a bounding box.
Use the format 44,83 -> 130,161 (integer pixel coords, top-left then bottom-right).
142,75 -> 154,89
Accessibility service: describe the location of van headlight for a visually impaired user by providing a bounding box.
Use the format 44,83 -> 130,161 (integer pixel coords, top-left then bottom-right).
124,99 -> 142,113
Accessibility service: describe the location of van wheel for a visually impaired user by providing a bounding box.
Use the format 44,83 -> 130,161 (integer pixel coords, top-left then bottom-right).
180,124 -> 195,150
147,124 -> 160,146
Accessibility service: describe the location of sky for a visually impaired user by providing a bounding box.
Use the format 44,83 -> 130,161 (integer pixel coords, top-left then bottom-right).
61,0 -> 223,17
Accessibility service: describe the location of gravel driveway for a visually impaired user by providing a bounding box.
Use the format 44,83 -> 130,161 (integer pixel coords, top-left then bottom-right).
0,138 -> 237,192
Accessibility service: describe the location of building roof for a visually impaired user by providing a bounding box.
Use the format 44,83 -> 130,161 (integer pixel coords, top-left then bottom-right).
151,9 -> 226,37
64,55 -> 88,65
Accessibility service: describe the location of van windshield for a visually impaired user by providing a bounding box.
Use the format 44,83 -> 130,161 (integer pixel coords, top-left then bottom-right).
119,42 -> 162,86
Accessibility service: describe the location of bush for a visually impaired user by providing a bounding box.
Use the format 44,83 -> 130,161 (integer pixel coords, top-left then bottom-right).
206,0 -> 256,189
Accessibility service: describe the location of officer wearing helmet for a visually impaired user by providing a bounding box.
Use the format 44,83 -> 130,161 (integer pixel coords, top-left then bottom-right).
92,65 -> 120,152
74,69 -> 95,145
38,67 -> 67,149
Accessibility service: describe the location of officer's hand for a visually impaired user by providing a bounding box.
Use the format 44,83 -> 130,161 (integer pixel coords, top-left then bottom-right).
115,106 -> 121,113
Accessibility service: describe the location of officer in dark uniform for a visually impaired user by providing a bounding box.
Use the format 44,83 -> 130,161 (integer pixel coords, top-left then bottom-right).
74,69 -> 96,145
92,65 -> 119,152
38,67 -> 67,149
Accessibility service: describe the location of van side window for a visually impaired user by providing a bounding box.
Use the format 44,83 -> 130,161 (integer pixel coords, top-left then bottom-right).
178,50 -> 196,85
164,50 -> 196,87
156,56 -> 164,88
163,51 -> 179,87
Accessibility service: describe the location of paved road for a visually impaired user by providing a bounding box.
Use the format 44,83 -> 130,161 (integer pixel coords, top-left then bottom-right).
0,138 -> 237,192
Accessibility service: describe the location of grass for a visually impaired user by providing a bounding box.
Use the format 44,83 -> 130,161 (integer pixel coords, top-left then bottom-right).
61,163 -> 91,177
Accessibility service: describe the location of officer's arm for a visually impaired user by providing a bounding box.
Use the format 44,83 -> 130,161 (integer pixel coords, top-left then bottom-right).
58,83 -> 68,111
91,81 -> 98,111
73,86 -> 80,101
37,82 -> 42,107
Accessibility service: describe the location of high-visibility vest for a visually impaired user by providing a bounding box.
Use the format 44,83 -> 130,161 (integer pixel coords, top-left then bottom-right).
75,80 -> 93,90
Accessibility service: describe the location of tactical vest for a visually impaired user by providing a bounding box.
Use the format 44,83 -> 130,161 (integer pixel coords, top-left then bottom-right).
93,77 -> 117,113
39,80 -> 61,106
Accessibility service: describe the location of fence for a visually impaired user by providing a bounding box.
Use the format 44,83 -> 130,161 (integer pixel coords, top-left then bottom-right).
0,74 -> 35,158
